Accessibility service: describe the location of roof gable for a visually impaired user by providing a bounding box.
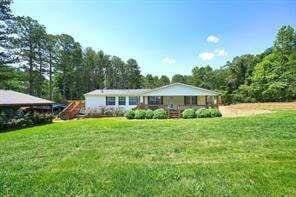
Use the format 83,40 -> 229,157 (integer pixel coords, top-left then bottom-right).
142,83 -> 219,96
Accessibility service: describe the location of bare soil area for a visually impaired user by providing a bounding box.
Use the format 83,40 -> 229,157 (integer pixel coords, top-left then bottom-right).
219,102 -> 296,117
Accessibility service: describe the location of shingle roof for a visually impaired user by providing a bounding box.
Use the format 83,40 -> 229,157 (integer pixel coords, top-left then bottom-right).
85,89 -> 151,96
0,90 -> 54,106
84,83 -> 219,97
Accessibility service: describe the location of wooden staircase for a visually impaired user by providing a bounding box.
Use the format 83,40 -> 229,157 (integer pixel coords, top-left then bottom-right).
59,101 -> 84,120
168,109 -> 181,118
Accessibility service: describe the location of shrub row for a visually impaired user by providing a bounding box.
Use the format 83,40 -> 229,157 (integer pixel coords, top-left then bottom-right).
125,108 -> 168,119
182,108 -> 222,119
85,107 -> 125,118
0,113 -> 54,131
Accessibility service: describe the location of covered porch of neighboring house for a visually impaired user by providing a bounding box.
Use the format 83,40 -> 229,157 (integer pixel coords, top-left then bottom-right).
0,90 -> 54,119
137,95 -> 220,118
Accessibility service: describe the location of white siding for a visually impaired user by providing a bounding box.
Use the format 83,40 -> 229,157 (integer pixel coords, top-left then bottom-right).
85,95 -> 138,110
85,95 -> 106,108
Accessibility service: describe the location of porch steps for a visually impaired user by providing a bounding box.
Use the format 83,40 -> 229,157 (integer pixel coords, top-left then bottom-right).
59,101 -> 84,120
168,109 -> 180,118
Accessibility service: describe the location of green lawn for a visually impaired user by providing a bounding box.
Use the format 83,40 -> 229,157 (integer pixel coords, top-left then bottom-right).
1,111 -> 296,196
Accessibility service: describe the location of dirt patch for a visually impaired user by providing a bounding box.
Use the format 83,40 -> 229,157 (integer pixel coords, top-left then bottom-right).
219,102 -> 296,117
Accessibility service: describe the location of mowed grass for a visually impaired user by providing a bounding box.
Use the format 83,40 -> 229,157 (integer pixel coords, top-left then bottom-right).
1,111 -> 296,196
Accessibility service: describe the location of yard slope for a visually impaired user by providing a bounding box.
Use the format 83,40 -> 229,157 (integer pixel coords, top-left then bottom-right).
0,111 -> 296,196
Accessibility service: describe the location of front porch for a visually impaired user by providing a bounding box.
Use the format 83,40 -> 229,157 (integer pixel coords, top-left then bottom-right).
137,95 -> 220,118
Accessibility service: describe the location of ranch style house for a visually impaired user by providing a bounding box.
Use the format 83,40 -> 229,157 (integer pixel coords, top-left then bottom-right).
84,83 -> 220,115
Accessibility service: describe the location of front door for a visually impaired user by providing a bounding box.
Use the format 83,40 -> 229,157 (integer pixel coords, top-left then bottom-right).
168,96 -> 176,109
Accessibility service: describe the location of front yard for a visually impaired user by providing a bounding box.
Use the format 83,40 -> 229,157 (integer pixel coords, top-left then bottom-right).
1,110 -> 296,196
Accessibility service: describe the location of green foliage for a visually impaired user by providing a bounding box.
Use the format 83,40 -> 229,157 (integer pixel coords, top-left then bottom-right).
196,108 -> 208,118
195,108 -> 222,118
134,110 -> 146,119
0,0 -> 15,66
124,110 -> 135,119
0,112 -> 53,131
181,108 -> 196,119
145,109 -> 154,119
153,108 -> 168,119
142,74 -> 159,88
208,108 -> 222,117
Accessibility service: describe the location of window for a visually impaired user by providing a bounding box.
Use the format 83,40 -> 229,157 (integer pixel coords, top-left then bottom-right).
106,97 -> 115,105
184,96 -> 197,106
118,97 -> 126,105
129,96 -> 139,105
148,96 -> 162,105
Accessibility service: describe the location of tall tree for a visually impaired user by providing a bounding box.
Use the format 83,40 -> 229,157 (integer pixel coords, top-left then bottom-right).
0,0 -> 14,65
55,34 -> 83,101
126,58 -> 142,89
274,25 -> 296,63
226,55 -> 258,92
158,75 -> 170,86
192,65 -> 214,89
0,0 -> 21,90
13,16 -> 47,95
44,34 -> 58,100
171,74 -> 186,84
95,50 -> 109,89
143,74 -> 157,88
239,26 -> 296,102
83,47 -> 97,91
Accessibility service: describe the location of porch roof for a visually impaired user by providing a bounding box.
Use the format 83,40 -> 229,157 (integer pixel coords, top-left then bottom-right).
0,90 -> 54,106
141,83 -> 219,96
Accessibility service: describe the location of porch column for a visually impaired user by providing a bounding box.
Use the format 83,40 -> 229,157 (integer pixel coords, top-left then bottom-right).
145,96 -> 149,105
140,96 -> 144,104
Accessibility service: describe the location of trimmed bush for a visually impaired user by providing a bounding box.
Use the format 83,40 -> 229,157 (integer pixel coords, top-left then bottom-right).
124,110 -> 135,119
145,109 -> 154,119
134,109 -> 146,119
195,108 -> 207,118
153,108 -> 168,119
196,108 -> 222,118
0,112 -> 54,131
208,108 -> 222,118
182,108 -> 196,119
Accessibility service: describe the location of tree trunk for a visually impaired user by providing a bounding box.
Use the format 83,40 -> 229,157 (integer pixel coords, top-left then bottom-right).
49,53 -> 52,101
29,43 -> 33,95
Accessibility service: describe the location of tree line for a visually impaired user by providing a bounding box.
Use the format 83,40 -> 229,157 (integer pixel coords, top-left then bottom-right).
167,26 -> 296,103
1,0 -> 295,103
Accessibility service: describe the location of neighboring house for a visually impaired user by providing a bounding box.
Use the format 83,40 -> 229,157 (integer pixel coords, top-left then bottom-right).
0,90 -> 54,107
84,83 -> 219,112
0,90 -> 54,116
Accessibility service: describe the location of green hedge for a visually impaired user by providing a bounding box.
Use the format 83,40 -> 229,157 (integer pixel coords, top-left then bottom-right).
134,109 -> 146,119
145,109 -> 154,119
124,110 -> 135,119
125,108 -> 168,119
195,108 -> 222,118
153,108 -> 168,119
181,109 -> 196,119
0,113 -> 54,131
125,108 -> 222,119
